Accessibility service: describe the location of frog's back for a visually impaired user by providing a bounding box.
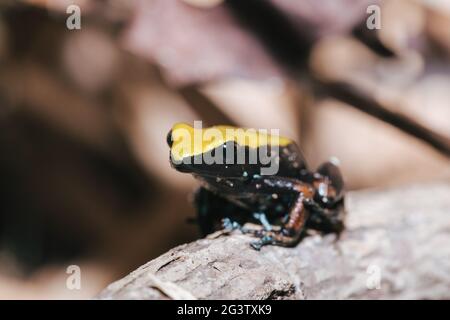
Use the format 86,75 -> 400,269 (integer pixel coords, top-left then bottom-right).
275,142 -> 310,180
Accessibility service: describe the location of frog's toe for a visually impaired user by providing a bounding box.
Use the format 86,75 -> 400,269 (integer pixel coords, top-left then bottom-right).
252,212 -> 272,231
249,234 -> 274,250
250,241 -> 262,251
249,229 -> 301,250
221,217 -> 242,231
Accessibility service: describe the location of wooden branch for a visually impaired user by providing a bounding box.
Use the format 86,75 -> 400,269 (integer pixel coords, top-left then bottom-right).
97,182 -> 450,299
315,80 -> 450,157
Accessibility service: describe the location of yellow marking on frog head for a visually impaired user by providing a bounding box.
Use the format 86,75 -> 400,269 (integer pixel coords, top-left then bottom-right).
169,123 -> 292,161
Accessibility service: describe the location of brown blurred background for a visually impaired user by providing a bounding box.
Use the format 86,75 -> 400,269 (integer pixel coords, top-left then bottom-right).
0,0 -> 449,299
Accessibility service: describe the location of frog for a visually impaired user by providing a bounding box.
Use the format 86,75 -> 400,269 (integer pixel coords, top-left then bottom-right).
167,122 -> 345,250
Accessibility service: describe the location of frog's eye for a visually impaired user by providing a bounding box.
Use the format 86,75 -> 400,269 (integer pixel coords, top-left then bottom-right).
166,130 -> 173,148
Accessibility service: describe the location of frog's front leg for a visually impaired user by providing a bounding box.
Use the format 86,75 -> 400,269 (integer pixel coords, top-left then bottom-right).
247,178 -> 314,250
194,187 -> 250,236
252,212 -> 272,231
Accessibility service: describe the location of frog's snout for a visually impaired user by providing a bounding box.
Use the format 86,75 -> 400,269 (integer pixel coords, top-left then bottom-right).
166,130 -> 173,148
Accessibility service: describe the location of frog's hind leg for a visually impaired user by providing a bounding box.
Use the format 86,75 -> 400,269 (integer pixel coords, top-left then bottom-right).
247,179 -> 314,250
314,159 -> 345,205
194,187 -> 249,236
307,159 -> 346,234
306,200 -> 345,235
250,192 -> 308,250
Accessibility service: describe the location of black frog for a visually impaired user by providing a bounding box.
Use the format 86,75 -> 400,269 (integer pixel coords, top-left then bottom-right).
167,123 -> 345,250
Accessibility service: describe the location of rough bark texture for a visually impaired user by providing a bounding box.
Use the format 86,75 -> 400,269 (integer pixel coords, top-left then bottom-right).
97,182 -> 450,300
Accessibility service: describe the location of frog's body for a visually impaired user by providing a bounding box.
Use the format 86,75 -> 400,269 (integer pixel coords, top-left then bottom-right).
167,123 -> 345,249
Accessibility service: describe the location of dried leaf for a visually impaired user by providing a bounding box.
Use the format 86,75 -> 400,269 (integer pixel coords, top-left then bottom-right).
122,0 -> 283,86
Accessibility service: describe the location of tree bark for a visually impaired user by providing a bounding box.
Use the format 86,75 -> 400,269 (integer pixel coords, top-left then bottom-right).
97,182 -> 450,299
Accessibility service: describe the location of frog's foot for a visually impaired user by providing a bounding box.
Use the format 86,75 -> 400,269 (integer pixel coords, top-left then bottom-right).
221,217 -> 265,237
221,217 -> 242,232
249,229 -> 300,250
250,235 -> 273,250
